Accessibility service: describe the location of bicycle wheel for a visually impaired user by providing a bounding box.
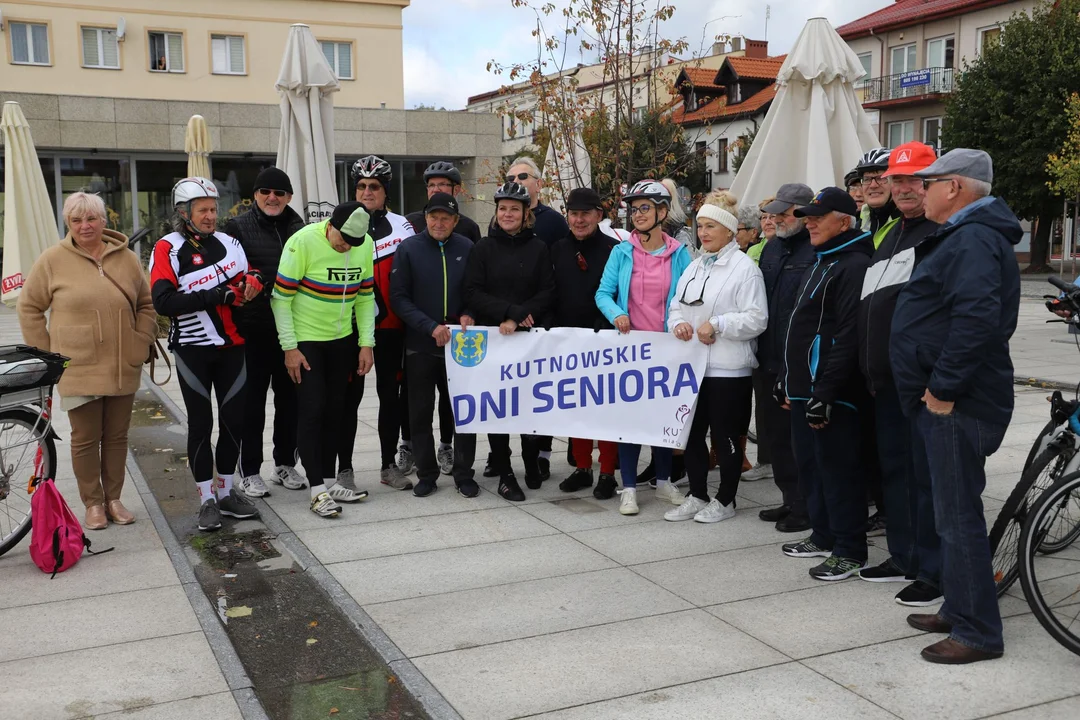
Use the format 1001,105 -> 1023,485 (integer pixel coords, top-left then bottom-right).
1037,480 -> 1080,555
1018,471 -> 1080,657
988,442 -> 1074,596
1025,419 -> 1056,471
0,407 -> 57,557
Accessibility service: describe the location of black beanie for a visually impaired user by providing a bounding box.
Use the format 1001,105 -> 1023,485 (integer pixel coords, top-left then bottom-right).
253,167 -> 293,194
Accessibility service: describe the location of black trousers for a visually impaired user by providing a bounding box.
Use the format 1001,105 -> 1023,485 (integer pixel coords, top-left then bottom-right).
338,357 -> 366,473
239,330 -> 298,477
757,370 -> 806,517
751,369 -> 772,465
174,345 -> 246,484
406,352 -> 476,484
685,376 -> 753,505
489,434 -> 541,477
296,336 -> 354,484
373,328 -> 409,468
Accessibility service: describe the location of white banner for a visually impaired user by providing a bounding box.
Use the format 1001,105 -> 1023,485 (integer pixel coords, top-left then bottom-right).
444,327 -> 709,449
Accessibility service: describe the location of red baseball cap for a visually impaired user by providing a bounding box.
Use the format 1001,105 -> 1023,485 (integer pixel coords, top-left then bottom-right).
882,142 -> 937,178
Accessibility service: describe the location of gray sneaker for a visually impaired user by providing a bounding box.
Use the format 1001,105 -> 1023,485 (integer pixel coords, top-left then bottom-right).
336,469 -> 357,490
740,463 -> 773,482
395,444 -> 416,475
381,466 -> 414,491
437,444 -> 454,475
271,465 -> 307,490
198,499 -> 222,532
219,488 -> 260,520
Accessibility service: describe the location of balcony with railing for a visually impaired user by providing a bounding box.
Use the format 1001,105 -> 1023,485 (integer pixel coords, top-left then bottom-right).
856,67 -> 955,108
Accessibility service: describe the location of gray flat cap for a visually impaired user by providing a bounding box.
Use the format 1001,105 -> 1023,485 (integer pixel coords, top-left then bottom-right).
914,148 -> 993,184
762,183 -> 815,213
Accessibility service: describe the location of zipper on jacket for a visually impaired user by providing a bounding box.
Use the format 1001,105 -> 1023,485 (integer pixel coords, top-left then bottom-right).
439,242 -> 448,322
783,257 -> 820,395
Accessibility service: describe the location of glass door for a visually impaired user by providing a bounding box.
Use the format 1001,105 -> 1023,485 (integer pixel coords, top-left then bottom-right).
926,37 -> 955,93
890,44 -> 917,99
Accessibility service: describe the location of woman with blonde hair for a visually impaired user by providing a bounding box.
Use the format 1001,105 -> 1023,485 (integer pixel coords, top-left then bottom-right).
18,192 -> 158,529
660,178 -> 697,258
665,190 -> 767,523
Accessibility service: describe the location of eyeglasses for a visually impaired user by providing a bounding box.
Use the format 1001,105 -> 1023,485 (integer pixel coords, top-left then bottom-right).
427,182 -> 455,191
356,182 -> 384,193
575,251 -> 588,272
256,189 -> 288,198
861,176 -> 887,187
506,172 -> 534,182
629,204 -> 654,216
737,226 -> 753,232
922,177 -> 957,190
679,271 -> 710,306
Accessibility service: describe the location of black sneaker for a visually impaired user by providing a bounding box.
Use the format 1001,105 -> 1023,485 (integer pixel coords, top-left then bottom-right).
774,514 -> 811,533
198,499 -> 222,531
413,477 -> 438,497
559,468 -> 594,492
809,555 -> 866,581
782,538 -> 832,558
867,511 -> 887,537
636,459 -> 656,486
859,558 -> 908,583
524,473 -> 543,490
895,580 -> 943,607
538,457 -> 551,481
498,473 -> 526,501
483,450 -> 510,478
455,478 -> 480,498
593,473 -> 618,500
759,505 -> 790,522
219,489 -> 260,520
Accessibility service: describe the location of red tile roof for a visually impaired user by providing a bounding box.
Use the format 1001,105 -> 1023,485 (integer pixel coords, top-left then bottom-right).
726,55 -> 786,81
678,66 -> 724,92
671,84 -> 777,126
837,0 -> 1016,39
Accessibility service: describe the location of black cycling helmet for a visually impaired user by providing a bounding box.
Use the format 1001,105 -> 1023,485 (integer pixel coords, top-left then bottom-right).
351,155 -> 392,190
423,161 -> 462,186
494,182 -> 531,205
855,147 -> 891,176
844,169 -> 861,188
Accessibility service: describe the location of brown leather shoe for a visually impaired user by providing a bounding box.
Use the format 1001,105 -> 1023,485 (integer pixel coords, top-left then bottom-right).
84,504 -> 108,530
921,637 -> 1003,664
907,613 -> 952,634
106,499 -> 135,525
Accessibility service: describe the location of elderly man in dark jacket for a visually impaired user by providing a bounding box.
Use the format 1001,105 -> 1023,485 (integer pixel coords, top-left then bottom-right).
390,193 -> 478,498
223,167 -> 305,499
891,149 -> 1021,665
778,187 -> 873,582
756,183 -> 815,532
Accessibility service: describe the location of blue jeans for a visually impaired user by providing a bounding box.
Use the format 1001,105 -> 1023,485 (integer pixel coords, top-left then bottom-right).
619,445 -> 672,489
916,406 -> 1005,653
790,401 -> 868,561
877,383 -> 941,586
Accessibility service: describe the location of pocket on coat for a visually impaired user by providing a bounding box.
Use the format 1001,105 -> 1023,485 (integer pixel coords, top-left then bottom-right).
123,324 -> 152,367
54,325 -> 98,366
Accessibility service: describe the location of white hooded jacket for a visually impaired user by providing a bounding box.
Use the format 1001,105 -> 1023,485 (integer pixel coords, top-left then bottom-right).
667,239 -> 768,377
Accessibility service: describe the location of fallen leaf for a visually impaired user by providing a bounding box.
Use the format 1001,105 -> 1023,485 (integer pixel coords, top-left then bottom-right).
225,606 -> 252,618
308,620 -> 319,628
329,710 -> 339,716
306,638 -> 318,646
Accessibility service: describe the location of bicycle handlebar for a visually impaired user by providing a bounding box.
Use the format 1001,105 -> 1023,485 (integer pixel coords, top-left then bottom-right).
1049,275 -> 1078,294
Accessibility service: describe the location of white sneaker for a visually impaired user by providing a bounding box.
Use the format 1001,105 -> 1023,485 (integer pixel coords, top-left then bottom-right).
665,496 -> 709,522
618,487 -> 639,515
655,482 -> 685,506
327,483 -> 369,503
741,463 -> 773,482
271,465 -> 307,490
238,473 -> 270,498
396,444 -> 415,475
310,491 -> 341,518
437,444 -> 454,475
694,499 -> 736,523
336,469 -> 356,490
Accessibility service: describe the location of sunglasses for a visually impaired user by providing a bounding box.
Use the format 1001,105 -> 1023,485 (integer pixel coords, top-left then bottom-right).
355,182 -> 384,192
679,273 -> 710,306
922,177 -> 956,190
505,172 -> 534,182
575,251 -> 588,272
256,188 -> 288,198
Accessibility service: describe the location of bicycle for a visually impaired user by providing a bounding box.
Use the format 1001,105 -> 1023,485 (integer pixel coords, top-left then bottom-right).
1018,468 -> 1080,657
0,345 -> 69,558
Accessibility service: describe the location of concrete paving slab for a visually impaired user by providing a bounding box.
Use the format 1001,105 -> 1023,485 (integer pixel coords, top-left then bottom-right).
984,695 -> 1080,719
528,662 -> 898,720
332,533 -> 618,605
517,491 -> 677,533
366,567 -> 692,657
0,585 -> 199,663
805,614 -> 1080,720
413,609 -> 788,720
92,691 -> 244,720
296,506 -> 558,563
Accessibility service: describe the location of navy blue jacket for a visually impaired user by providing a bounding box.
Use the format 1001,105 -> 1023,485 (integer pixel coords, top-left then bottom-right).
783,227 -> 874,405
757,228 -> 816,375
890,197 -> 1022,426
389,230 -> 473,356
532,203 -> 570,247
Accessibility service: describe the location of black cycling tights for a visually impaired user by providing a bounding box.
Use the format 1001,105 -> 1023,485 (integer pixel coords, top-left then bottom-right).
174,345 -> 247,485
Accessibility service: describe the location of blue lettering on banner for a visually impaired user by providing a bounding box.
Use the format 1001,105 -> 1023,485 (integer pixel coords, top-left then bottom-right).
641,343 -> 651,361
582,350 -> 601,367
557,378 -> 575,409
900,69 -> 931,88
500,365 -> 513,381
619,370 -> 643,402
533,382 -> 554,412
648,366 -> 670,398
454,395 -> 475,426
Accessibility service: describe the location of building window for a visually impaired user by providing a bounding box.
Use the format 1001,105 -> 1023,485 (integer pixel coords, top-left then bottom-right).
978,26 -> 1002,55
9,21 -> 50,65
887,120 -> 914,148
924,117 -> 943,150
926,36 -> 954,69
211,34 -> 246,75
857,52 -> 872,81
81,26 -> 120,69
149,31 -> 184,72
504,114 -> 517,140
890,44 -> 916,75
319,40 -> 353,80
717,138 -> 729,173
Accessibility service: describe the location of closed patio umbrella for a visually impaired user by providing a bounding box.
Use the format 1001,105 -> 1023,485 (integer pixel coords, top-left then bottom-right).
185,114 -> 212,179
2,101 -> 58,308
730,17 -> 880,205
276,23 -> 340,224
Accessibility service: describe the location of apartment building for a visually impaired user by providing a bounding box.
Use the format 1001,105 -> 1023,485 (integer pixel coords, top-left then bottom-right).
0,0 -> 501,238
838,0 -> 1037,149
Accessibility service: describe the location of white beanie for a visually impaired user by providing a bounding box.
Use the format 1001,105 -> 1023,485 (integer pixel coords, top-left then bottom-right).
696,204 -> 739,234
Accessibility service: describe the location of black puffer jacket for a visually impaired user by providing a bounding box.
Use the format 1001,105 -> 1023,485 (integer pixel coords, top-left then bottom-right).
464,224 -> 555,327
406,211 -> 482,244
756,228 -> 815,375
390,230 -> 473,356
551,228 -> 616,329
223,204 -> 304,335
783,227 -> 874,406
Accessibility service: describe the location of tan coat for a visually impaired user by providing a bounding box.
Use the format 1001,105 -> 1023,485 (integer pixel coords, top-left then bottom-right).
17,230 -> 158,397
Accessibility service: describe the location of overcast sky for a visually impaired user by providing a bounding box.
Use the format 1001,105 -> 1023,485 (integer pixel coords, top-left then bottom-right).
401,0 -> 893,109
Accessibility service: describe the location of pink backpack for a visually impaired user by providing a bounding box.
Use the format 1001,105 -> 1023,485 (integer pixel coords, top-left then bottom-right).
30,479 -> 112,578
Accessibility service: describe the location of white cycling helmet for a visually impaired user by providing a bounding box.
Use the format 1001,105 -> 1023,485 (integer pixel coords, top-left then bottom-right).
623,180 -> 671,206
172,177 -> 219,207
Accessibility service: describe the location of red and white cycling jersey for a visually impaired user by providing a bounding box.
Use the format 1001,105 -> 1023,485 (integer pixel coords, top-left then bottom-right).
370,209 -> 415,330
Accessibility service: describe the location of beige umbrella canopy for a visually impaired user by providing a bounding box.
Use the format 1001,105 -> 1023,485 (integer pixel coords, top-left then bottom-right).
184,114 -> 212,179
2,101 -> 58,308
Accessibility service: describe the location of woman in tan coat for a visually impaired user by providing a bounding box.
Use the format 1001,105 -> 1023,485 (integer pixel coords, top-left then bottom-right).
18,192 -> 157,529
